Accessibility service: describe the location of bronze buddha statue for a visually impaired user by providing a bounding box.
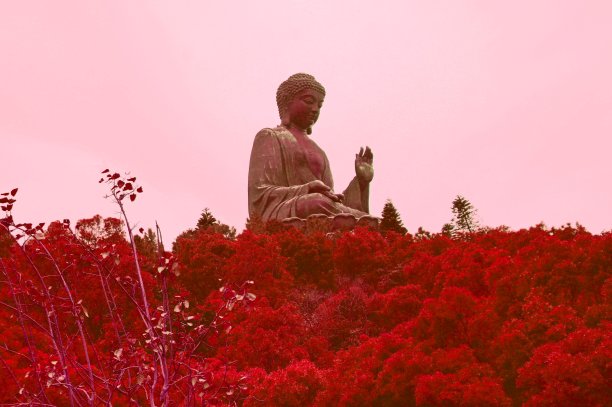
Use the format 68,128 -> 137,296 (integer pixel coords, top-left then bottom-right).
248,73 -> 374,222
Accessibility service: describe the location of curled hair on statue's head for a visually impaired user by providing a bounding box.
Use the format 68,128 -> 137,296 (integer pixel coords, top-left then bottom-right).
276,73 -> 326,135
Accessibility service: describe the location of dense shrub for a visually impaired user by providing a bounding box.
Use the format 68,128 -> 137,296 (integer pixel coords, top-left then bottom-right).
2,203 -> 610,405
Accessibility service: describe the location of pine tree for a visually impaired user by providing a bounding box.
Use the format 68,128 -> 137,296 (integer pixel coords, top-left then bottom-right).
174,209 -> 237,248
196,208 -> 236,239
380,199 -> 407,234
196,208 -> 218,230
449,195 -> 479,234
441,222 -> 455,237
134,228 -> 158,259
415,226 -> 432,240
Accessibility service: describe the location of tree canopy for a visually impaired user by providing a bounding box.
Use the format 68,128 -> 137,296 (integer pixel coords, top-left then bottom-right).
380,199 -> 407,234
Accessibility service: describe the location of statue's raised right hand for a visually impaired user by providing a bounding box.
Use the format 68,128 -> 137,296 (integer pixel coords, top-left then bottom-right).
355,146 -> 374,185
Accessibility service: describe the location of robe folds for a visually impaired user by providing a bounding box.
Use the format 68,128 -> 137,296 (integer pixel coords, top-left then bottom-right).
248,126 -> 368,222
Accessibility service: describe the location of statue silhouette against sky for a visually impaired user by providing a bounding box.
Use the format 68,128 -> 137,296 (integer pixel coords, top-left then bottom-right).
248,73 -> 374,222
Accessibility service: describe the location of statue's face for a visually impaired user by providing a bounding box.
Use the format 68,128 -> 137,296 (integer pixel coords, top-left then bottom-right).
286,88 -> 324,131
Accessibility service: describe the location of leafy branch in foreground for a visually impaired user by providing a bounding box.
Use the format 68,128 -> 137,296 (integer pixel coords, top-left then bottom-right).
0,171 -> 256,405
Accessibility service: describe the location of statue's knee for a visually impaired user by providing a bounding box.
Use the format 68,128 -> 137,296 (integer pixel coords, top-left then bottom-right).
310,193 -> 328,202
309,193 -> 336,210
297,193 -> 334,217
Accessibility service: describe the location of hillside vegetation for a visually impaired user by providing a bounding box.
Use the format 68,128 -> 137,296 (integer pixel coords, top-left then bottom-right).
1,179 -> 610,405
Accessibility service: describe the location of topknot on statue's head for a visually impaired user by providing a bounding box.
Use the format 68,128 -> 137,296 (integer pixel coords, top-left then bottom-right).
276,73 -> 326,121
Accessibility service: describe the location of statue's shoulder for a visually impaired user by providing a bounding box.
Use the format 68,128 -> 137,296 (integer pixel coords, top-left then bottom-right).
255,126 -> 293,142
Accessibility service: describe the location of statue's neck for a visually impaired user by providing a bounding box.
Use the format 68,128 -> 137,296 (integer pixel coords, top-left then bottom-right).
285,126 -> 310,142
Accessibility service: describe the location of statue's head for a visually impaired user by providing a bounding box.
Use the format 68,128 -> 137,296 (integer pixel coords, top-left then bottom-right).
276,73 -> 326,135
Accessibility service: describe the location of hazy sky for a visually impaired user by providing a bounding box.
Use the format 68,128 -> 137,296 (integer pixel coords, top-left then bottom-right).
2,1 -> 611,242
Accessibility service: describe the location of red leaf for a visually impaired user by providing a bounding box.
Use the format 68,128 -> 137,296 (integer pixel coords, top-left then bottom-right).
137,187 -> 143,193
124,183 -> 133,190
139,227 -> 144,234
128,177 -> 136,182
130,194 -> 136,202
102,169 -> 110,174
117,180 -> 125,188
99,178 -> 104,183
0,198 -> 7,204
10,188 -> 18,196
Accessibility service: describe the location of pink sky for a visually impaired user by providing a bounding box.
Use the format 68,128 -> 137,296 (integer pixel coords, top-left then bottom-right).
2,1 -> 611,242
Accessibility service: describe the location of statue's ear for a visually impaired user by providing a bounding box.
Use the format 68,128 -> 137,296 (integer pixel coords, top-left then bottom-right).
281,110 -> 291,128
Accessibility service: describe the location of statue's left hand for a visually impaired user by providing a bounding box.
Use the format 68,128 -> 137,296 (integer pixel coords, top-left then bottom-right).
355,146 -> 374,185
323,191 -> 344,203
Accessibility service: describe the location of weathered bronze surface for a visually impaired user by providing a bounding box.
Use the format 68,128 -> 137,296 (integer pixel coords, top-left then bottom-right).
248,73 -> 374,222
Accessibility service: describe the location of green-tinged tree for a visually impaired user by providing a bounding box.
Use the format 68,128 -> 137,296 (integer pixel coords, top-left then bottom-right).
415,226 -> 432,240
0,222 -> 13,257
448,195 -> 480,234
134,227 -> 158,260
174,208 -> 236,247
75,215 -> 125,247
196,208 -> 218,230
198,208 -> 237,239
441,222 -> 454,237
380,199 -> 407,234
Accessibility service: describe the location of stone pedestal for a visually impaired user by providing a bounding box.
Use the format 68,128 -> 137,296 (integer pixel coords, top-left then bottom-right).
281,214 -> 379,234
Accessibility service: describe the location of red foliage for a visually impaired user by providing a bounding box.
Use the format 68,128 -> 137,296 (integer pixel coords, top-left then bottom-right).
517,326 -> 611,406
245,360 -> 324,406
174,229 -> 236,301
414,286 -> 479,347
333,227 -> 389,282
367,284 -> 425,333
415,370 -> 511,407
277,228 -> 335,288
2,193 -> 611,406
222,302 -> 309,371
312,285 -> 369,349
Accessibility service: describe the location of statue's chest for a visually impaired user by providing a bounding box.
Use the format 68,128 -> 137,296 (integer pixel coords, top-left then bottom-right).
295,141 -> 325,179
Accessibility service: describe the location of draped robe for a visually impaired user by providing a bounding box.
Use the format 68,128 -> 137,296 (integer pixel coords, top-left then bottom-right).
248,126 -> 368,221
